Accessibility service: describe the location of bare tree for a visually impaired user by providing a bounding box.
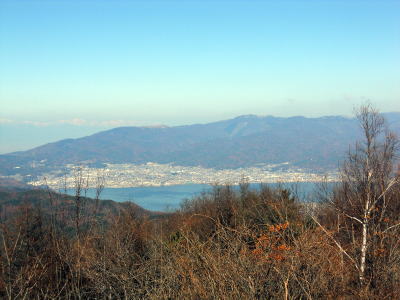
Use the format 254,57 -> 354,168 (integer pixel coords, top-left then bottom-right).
313,104 -> 399,288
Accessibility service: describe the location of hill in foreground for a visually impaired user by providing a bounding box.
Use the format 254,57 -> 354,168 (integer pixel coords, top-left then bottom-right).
0,179 -> 159,234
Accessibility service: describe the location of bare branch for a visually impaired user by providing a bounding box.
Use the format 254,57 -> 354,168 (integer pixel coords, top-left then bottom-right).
310,215 -> 359,271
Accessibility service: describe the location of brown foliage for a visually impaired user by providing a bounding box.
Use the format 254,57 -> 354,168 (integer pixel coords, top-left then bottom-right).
0,181 -> 399,299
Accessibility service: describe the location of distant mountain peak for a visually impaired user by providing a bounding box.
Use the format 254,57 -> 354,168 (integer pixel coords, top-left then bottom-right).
1,112 -> 399,180
234,114 -> 259,120
143,124 -> 169,129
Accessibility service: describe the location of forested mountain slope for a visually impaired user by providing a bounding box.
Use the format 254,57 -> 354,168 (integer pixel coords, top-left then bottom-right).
1,113 -> 399,176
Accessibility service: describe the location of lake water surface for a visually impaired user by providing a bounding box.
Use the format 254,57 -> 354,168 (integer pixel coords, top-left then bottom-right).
66,182 -> 333,211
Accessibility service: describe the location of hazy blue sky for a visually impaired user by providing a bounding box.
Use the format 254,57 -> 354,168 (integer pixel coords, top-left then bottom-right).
0,0 -> 399,152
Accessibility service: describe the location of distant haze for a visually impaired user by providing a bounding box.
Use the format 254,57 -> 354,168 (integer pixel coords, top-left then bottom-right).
0,1 -> 399,127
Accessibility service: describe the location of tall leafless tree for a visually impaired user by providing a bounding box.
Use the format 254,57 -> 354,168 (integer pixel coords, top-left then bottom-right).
313,104 -> 399,288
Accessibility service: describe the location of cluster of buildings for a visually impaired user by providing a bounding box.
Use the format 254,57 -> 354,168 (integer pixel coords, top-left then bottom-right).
28,162 -> 338,189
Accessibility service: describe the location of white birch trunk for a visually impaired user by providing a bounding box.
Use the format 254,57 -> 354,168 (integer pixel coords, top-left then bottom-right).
359,220 -> 368,283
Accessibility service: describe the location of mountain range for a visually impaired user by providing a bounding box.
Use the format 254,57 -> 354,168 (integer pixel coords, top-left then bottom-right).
1,113 -> 399,179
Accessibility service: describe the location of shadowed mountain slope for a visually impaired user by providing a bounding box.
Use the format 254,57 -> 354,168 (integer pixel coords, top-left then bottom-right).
1,113 -> 399,176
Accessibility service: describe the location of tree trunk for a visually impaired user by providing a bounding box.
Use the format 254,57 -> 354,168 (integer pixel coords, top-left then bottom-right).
359,220 -> 367,284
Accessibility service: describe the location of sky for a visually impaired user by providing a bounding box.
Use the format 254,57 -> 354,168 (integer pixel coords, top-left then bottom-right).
0,0 -> 399,152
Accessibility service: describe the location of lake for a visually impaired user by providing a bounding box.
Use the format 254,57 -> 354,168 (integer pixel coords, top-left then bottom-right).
66,182 -> 333,212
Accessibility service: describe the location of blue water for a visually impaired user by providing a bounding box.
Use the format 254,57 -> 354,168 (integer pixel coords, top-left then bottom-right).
66,182 -> 332,212
66,184 -> 211,212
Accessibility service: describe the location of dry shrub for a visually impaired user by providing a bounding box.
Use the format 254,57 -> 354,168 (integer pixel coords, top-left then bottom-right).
1,183 -> 399,299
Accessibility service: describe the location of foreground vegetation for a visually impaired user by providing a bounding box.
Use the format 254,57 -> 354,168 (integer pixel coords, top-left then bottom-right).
1,105 -> 399,299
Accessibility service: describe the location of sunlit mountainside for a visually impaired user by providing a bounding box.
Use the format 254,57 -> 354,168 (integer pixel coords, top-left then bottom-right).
1,113 -> 399,181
